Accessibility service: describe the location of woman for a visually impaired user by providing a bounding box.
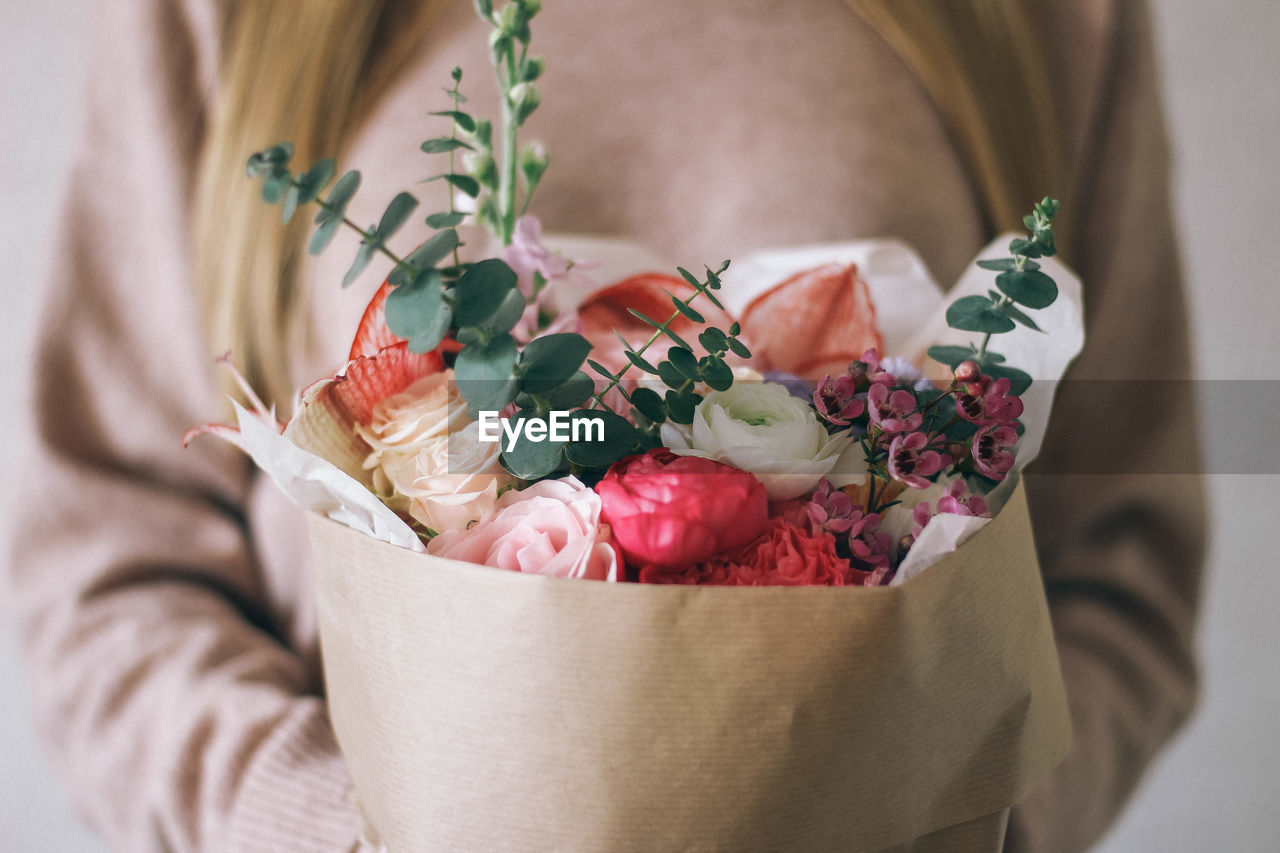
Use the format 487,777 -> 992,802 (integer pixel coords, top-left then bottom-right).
5,1 -> 1203,850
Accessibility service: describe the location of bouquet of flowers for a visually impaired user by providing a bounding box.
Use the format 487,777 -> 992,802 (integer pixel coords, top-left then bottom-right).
190,2 -> 1084,849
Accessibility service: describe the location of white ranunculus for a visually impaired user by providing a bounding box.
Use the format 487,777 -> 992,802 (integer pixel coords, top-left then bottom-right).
357,371 -> 514,533
660,382 -> 851,501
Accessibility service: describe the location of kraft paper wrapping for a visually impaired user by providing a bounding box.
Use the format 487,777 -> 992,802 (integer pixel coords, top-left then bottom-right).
308,479 -> 1070,852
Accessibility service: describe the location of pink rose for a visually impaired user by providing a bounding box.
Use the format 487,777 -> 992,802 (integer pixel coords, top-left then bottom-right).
595,449 -> 769,569
426,477 -> 619,581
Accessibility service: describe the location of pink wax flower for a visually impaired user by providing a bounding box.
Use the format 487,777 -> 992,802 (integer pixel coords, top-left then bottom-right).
910,480 -> 993,537
806,478 -> 860,535
971,425 -> 1018,480
937,479 -> 991,518
956,376 -> 1024,427
867,383 -> 923,434
886,431 -> 946,489
848,347 -> 898,389
813,374 -> 864,425
847,512 -> 893,583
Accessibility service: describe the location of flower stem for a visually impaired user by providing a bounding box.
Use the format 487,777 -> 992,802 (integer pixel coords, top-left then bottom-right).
497,41 -> 520,246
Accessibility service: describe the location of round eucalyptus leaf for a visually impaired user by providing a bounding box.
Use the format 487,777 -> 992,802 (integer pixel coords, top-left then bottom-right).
700,355 -> 734,392
545,370 -> 595,409
518,333 -> 592,394
456,334 -> 519,414
453,258 -> 518,327
629,387 -> 666,423
385,270 -> 451,353
995,270 -> 1058,310
945,295 -> 1016,335
500,412 -> 566,480
666,346 -> 701,381
564,410 -> 639,469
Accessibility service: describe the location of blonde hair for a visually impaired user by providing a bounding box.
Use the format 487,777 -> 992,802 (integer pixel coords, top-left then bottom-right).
195,1 -> 1066,408
194,1 -> 446,410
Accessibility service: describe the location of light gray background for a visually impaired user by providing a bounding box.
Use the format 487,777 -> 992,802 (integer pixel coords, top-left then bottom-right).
2,2 -> 1277,851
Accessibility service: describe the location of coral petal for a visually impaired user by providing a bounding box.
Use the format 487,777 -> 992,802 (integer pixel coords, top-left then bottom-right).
349,280 -> 404,360
285,342 -> 443,484
739,263 -> 883,379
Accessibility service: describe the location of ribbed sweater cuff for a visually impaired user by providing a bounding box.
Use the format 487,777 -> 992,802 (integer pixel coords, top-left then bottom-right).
224,702 -> 363,853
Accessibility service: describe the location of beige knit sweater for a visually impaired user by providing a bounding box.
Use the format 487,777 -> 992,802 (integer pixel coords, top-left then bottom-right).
3,1 -> 1204,851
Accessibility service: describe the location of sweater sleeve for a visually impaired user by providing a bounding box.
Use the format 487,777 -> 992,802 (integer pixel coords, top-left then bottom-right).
2,3 -> 363,850
1005,3 -> 1207,850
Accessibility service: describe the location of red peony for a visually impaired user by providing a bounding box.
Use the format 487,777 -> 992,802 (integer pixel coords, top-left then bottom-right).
639,517 -> 853,586
595,449 -> 768,569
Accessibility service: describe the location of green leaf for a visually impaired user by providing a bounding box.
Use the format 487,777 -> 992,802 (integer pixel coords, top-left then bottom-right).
656,360 -> 685,389
500,412 -> 565,479
982,362 -> 1033,396
564,410 -> 639,469
296,158 -> 335,204
429,110 -> 476,133
671,296 -> 704,323
374,192 -> 418,243
625,308 -> 662,330
976,258 -> 1040,273
421,138 -> 475,154
388,229 -> 461,286
698,327 -> 728,354
727,338 -> 751,359
926,345 -> 976,368
518,333 -> 593,394
676,267 -> 701,289
477,288 -> 527,336
321,170 -> 361,217
426,211 -> 467,229
453,258 -> 517,326
700,355 -> 734,392
385,270 -> 452,352
545,370 -> 594,409
587,359 -> 618,381
261,170 -> 290,204
999,301 -> 1044,333
281,184 -> 301,224
425,173 -> 481,199
625,349 -> 659,375
245,143 -> 294,178
456,334 -> 519,415
629,387 -> 666,423
308,217 -> 341,255
666,346 -> 701,381
665,388 -> 701,424
342,240 -> 377,288
1008,237 -> 1043,259
995,269 -> 1058,310
945,295 -> 1016,334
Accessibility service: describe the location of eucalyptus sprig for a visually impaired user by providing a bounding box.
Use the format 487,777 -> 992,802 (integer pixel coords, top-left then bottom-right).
927,196 -> 1062,394
242,0 -> 749,483
586,262 -> 750,428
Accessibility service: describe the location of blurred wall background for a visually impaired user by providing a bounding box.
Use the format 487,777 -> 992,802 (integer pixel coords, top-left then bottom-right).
1,1 -> 1277,851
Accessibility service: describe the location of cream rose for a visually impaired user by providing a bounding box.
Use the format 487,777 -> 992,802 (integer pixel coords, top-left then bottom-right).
660,381 -> 851,501
357,371 -> 514,533
427,477 -> 619,580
